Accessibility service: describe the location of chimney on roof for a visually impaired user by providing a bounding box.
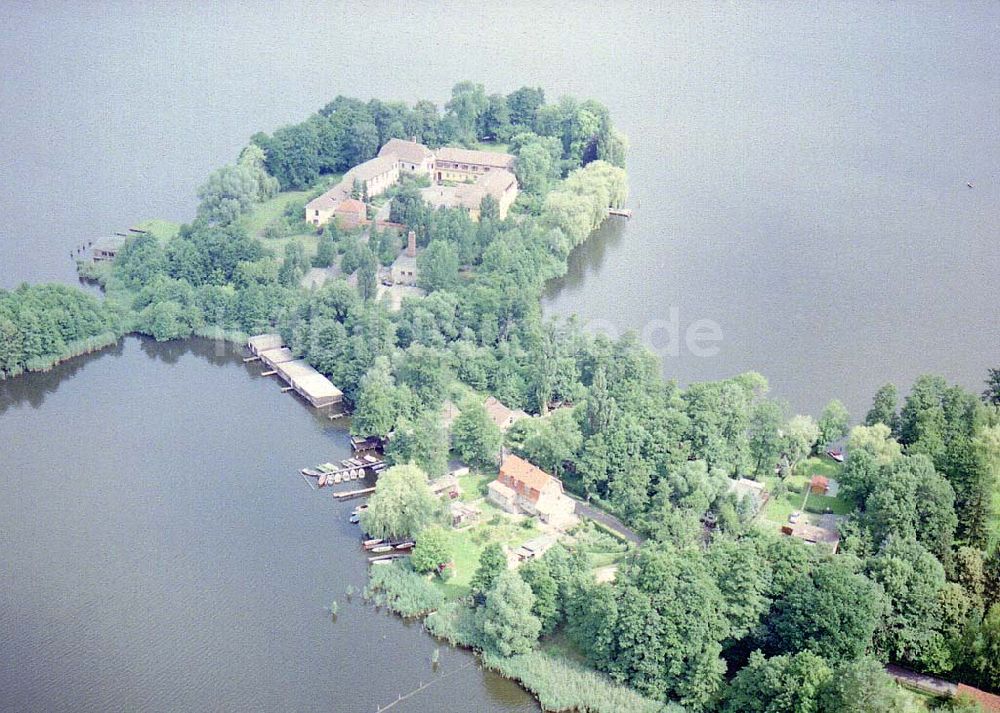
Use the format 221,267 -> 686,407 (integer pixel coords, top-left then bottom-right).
407,231 -> 416,258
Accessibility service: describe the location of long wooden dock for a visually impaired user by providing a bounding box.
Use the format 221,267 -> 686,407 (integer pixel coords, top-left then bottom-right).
333,486 -> 376,500
608,207 -> 633,219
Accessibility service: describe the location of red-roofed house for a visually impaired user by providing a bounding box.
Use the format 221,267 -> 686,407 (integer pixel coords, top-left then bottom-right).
334,198 -> 367,228
810,475 -> 830,494
488,454 -> 576,526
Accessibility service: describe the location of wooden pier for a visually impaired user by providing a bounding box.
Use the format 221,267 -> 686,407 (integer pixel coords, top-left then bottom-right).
334,486 -> 376,500
304,455 -> 386,483
608,207 -> 633,219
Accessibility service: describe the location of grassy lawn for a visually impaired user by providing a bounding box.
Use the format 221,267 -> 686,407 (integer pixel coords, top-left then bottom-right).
457,471 -> 492,502
239,180 -> 346,260
800,455 -> 842,479
761,455 -> 853,528
134,219 -> 180,243
240,189 -> 314,236
238,189 -> 320,258
469,141 -> 510,154
433,504 -> 539,599
569,520 -> 630,569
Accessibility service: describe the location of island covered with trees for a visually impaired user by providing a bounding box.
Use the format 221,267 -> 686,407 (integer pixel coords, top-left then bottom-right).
2,83 -> 998,712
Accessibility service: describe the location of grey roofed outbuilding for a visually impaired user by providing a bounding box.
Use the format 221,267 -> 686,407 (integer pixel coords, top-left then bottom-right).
378,138 -> 434,165
435,146 -> 516,169
248,334 -> 284,354
345,155 -> 399,182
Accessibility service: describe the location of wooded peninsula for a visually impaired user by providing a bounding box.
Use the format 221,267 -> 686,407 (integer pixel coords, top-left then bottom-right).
1,83 -> 998,713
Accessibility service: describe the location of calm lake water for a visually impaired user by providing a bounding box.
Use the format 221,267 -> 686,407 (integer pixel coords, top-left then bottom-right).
1,2 -> 998,711
0,338 -> 537,712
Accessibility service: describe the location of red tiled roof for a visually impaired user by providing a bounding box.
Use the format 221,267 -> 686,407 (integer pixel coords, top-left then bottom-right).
335,198 -> 366,214
810,475 -> 829,488
958,684 -> 1000,712
499,455 -> 555,502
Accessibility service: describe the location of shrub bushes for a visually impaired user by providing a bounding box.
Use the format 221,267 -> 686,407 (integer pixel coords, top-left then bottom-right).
364,561 -> 443,617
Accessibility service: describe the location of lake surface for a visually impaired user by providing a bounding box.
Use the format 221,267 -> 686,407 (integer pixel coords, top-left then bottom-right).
2,3 -> 997,415
0,337 -> 537,712
1,3 -> 998,710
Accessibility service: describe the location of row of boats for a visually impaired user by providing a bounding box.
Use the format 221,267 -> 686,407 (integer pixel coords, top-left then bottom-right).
301,454 -> 387,487
355,504 -> 415,560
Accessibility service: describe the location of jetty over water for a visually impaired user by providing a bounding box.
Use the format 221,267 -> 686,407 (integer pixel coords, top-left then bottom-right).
247,334 -> 343,408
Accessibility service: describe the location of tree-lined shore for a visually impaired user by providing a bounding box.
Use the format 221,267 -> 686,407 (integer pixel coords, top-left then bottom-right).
2,83 -> 997,712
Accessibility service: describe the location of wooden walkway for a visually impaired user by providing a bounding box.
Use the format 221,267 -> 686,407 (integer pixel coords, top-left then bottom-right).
333,486 -> 376,500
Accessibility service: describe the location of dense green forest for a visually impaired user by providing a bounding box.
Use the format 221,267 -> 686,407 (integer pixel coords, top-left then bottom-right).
0,284 -> 121,378
3,82 -> 998,711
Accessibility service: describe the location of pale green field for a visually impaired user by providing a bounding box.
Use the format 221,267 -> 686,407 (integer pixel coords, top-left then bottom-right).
238,187 -> 333,258
134,218 -> 181,242
469,141 -> 511,154
432,503 -> 539,599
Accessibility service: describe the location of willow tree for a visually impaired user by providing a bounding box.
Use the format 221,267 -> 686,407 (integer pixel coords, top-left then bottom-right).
359,464 -> 445,540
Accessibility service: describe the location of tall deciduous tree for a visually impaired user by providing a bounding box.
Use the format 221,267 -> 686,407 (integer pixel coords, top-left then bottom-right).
351,356 -> 403,437
584,546 -> 729,709
470,542 -> 506,600
450,399 -> 502,468
848,423 -> 903,464
386,411 -> 449,477
818,656 -> 921,713
445,81 -> 488,142
749,400 -> 785,477
480,570 -> 541,657
782,414 -> 820,471
359,464 -> 444,540
356,244 -> 378,302
519,557 -> 561,635
818,399 -> 850,447
983,368 -> 1000,408
417,240 -> 460,293
585,365 -> 616,436
722,650 -> 833,713
866,383 -> 900,432
865,537 -> 948,669
410,524 -> 451,574
768,557 -> 885,661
